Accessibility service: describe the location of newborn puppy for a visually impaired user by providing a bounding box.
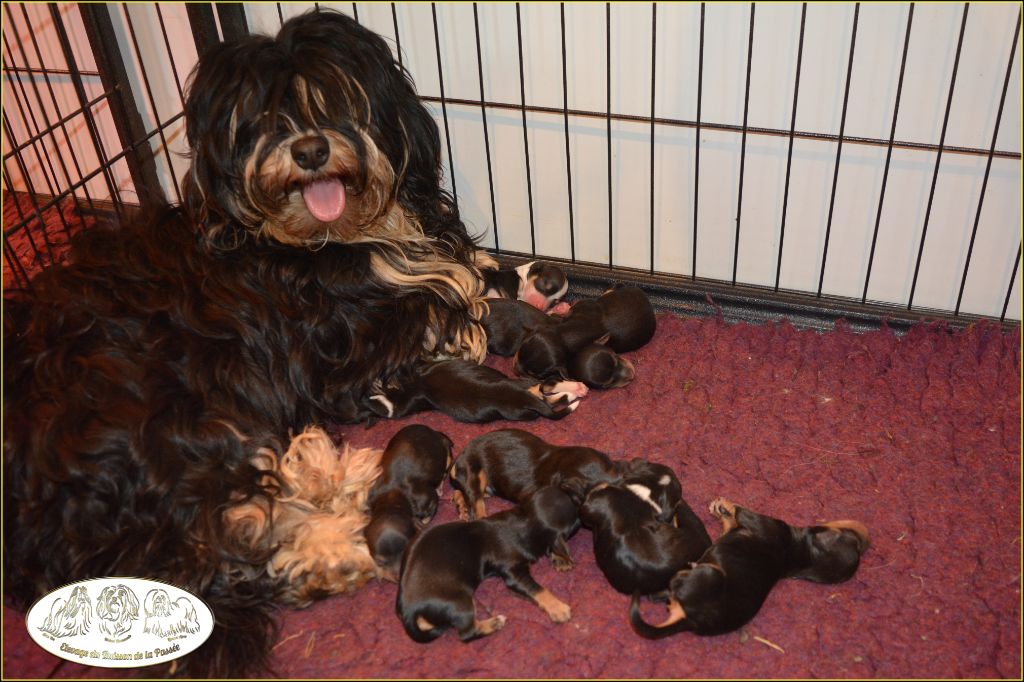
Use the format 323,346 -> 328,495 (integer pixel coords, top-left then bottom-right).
568,342 -> 635,389
580,484 -> 712,597
450,428 -> 619,520
396,486 -> 580,643
630,498 -> 870,638
618,458 -> 683,524
481,298 -> 556,357
365,425 -> 454,581
483,261 -> 568,311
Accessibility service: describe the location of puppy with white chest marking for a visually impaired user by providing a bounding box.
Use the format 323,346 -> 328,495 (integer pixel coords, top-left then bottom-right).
365,425 -> 453,582
396,485 -> 580,643
630,498 -> 870,638
483,261 -> 568,312
578,483 -> 712,598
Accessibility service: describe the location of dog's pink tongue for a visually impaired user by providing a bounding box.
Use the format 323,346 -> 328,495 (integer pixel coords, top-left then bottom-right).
301,179 -> 346,223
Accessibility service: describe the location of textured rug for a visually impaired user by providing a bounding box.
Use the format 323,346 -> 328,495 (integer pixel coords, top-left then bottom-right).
3,308 -> 1020,679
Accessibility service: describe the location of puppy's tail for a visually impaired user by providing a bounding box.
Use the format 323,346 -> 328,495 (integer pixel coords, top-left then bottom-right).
629,593 -> 692,640
399,604 -> 448,643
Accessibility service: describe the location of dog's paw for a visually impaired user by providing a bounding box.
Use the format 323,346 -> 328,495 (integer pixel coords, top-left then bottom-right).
708,497 -> 736,519
368,394 -> 394,418
550,554 -> 575,572
452,490 -> 470,521
477,615 -> 507,636
545,599 -> 572,624
540,380 -> 589,414
548,301 -> 572,316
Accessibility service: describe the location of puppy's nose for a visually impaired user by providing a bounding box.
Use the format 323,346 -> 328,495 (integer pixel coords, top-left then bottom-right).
290,135 -> 330,170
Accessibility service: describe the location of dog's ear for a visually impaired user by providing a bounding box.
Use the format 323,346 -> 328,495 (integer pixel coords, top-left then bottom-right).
558,478 -> 590,507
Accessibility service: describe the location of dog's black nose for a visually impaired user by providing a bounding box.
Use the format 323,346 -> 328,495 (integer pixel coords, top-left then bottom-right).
291,135 -> 330,170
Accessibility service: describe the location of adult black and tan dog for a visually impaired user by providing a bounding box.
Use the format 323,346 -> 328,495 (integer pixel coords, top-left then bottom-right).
3,10 -> 575,676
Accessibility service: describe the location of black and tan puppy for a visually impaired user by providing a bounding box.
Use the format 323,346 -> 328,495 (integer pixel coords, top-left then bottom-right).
365,425 -> 454,581
481,298 -> 556,357
630,498 -> 870,638
367,359 -> 588,423
396,485 -> 580,643
580,484 -> 712,597
450,428 -> 618,520
483,261 -> 568,311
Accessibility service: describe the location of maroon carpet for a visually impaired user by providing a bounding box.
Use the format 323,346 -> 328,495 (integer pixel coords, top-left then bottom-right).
3,310 -> 1020,679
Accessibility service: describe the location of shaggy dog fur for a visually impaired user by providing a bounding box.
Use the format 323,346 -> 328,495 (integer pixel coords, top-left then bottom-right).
3,9 -> 566,676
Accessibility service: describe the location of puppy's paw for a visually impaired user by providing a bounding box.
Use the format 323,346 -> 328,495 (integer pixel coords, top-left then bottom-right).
545,600 -> 572,624
708,497 -> 736,519
477,615 -> 507,635
550,554 -> 574,572
548,301 -> 572,316
452,490 -> 470,521
541,380 -> 589,401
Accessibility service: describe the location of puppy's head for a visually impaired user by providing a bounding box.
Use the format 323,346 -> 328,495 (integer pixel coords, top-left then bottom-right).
788,520 -> 870,583
365,510 -> 418,582
618,459 -> 682,523
568,343 -> 635,389
514,330 -> 569,379
522,485 -> 581,540
517,262 -> 568,311
182,9 -> 459,251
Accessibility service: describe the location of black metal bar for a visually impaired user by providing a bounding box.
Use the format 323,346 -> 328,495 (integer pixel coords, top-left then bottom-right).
515,3 -> 536,255
352,3 -> 359,24
733,2 -> 755,286
954,7 -> 1020,315
472,3 -> 499,252
391,3 -> 403,67
606,2 -> 613,269
3,236 -> 33,291
430,3 -> 457,206
1001,244 -> 1021,321
216,3 -> 249,41
185,4 -> 220,58
816,2 -> 859,297
415,95 -> 1019,162
775,3 -> 806,292
560,3 -> 576,263
908,3 -> 970,311
277,3 -> 284,27
1,140 -> 50,270
1,64 -> 101,77
121,3 -> 183,204
693,2 -> 704,280
10,4 -> 97,217
649,3 -> 657,273
77,2 -> 163,206
862,3 -> 914,303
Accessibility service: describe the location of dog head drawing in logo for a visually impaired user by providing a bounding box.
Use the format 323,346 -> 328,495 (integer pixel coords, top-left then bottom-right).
38,585 -> 92,638
143,589 -> 200,639
95,584 -> 140,639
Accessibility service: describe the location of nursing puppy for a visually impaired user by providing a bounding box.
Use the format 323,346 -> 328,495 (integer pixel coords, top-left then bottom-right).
630,498 -> 870,637
579,484 -> 711,597
367,359 -> 588,423
396,486 -> 580,643
450,428 -> 618,520
483,261 -> 568,311
365,425 -> 454,581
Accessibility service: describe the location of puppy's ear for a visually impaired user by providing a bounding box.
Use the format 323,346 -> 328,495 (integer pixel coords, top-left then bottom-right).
559,478 -> 589,506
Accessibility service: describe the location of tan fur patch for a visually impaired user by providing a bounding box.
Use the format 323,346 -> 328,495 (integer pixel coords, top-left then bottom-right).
532,589 -> 571,623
